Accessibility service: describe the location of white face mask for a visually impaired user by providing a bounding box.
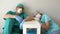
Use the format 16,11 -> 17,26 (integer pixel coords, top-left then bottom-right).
17,8 -> 22,14
35,13 -> 41,18
34,13 -> 41,21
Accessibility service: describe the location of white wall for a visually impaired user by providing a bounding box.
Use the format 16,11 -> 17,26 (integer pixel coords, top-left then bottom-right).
0,0 -> 60,34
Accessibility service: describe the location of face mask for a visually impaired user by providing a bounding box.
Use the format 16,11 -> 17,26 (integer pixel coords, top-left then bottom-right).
34,13 -> 41,21
35,13 -> 41,18
17,8 -> 22,14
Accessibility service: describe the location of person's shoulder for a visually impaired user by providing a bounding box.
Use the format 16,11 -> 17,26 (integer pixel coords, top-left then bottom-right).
6,11 -> 16,15
42,14 -> 49,17
42,14 -> 51,19
21,12 -> 27,15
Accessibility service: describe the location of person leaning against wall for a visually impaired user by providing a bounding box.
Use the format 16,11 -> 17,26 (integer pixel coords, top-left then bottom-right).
3,3 -> 27,34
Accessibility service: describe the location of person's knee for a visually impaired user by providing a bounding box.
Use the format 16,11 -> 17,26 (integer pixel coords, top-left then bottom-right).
4,18 -> 14,28
3,18 -> 14,34
5,18 -> 15,24
6,18 -> 13,21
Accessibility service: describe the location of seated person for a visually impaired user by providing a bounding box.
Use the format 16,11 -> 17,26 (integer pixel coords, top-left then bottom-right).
33,11 -> 60,34
3,3 -> 27,34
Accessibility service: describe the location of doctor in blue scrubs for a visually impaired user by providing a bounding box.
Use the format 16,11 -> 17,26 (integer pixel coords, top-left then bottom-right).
33,11 -> 60,34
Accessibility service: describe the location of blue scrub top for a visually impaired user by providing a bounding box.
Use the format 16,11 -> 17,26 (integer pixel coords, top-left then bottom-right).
40,14 -> 60,34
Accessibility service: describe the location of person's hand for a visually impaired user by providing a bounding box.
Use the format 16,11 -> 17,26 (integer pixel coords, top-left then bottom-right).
25,16 -> 35,21
41,21 -> 50,30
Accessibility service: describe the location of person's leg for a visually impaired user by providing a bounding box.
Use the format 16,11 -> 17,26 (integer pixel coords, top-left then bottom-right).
19,29 -> 23,34
13,29 -> 23,34
12,19 -> 23,34
3,18 -> 14,34
52,30 -> 60,34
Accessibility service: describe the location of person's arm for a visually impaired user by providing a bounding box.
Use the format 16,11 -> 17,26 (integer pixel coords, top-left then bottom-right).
24,16 -> 35,21
4,14 -> 15,18
41,15 -> 51,30
41,21 -> 50,30
3,11 -> 16,20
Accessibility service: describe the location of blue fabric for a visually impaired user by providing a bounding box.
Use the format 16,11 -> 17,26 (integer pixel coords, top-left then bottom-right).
40,14 -> 60,34
15,16 -> 23,23
52,29 -> 60,34
20,20 -> 25,29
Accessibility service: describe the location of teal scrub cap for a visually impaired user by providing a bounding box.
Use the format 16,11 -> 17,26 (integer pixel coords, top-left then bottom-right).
17,3 -> 24,8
